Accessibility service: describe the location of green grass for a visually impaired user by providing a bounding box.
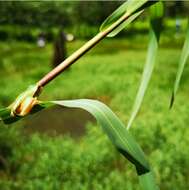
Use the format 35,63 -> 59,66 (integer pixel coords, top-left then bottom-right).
0,36 -> 189,189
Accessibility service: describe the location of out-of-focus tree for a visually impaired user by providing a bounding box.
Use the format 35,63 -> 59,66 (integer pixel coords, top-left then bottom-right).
0,1 -> 73,27
0,1 -> 189,28
71,1 -> 122,26
0,1 -> 122,27
165,1 -> 189,17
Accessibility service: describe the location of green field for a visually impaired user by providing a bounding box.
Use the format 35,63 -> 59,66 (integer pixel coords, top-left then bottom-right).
0,37 -> 189,190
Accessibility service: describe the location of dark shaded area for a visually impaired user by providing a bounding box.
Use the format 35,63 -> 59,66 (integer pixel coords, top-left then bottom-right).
0,1 -> 188,42
52,29 -> 67,68
165,1 -> 185,17
24,106 -> 95,138
0,1 -> 122,27
0,1 -> 188,27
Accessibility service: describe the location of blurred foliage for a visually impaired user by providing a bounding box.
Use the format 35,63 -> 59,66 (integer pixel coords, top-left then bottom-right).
0,1 -> 189,189
0,1 -> 121,41
0,1 -> 188,27
0,1 -> 188,40
0,124 -> 138,190
0,37 -> 189,189
0,18 -> 188,41
0,1 -> 122,27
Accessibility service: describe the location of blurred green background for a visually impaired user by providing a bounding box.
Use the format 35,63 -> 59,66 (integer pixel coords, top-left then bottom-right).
0,1 -> 189,190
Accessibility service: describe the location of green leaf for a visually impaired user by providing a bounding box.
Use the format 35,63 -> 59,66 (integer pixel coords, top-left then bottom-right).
127,2 -> 163,129
0,98 -> 159,189
0,84 -> 43,124
100,0 -> 157,37
51,99 -> 159,190
0,103 -> 47,124
0,107 -> 20,124
53,99 -> 149,172
139,172 -> 159,190
0,101 -> 50,125
170,21 -> 189,108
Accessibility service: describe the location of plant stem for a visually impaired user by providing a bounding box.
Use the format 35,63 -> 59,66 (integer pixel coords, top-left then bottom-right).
37,12 -> 129,90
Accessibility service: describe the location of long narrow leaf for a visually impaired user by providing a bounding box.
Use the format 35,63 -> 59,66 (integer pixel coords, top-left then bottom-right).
53,99 -> 149,172
170,21 -> 189,108
0,103 -> 47,124
104,11 -> 143,38
0,84 -> 41,124
139,172 -> 159,190
0,98 -> 159,189
51,99 -> 159,190
100,0 -> 157,37
0,107 -> 19,124
127,2 -> 163,129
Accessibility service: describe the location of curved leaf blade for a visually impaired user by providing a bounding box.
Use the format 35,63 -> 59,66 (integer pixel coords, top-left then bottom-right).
100,0 -> 157,37
51,99 -> 159,190
53,99 -> 149,172
0,102 -> 50,124
0,98 -> 159,189
170,21 -> 189,108
127,2 -> 163,129
0,107 -> 19,124
105,11 -> 143,38
139,172 -> 159,190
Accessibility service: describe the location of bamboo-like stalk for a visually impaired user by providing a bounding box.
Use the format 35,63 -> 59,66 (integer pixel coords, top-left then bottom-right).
36,12 -> 130,91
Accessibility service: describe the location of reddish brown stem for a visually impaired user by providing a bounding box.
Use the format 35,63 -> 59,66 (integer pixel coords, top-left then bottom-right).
37,12 -> 129,89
